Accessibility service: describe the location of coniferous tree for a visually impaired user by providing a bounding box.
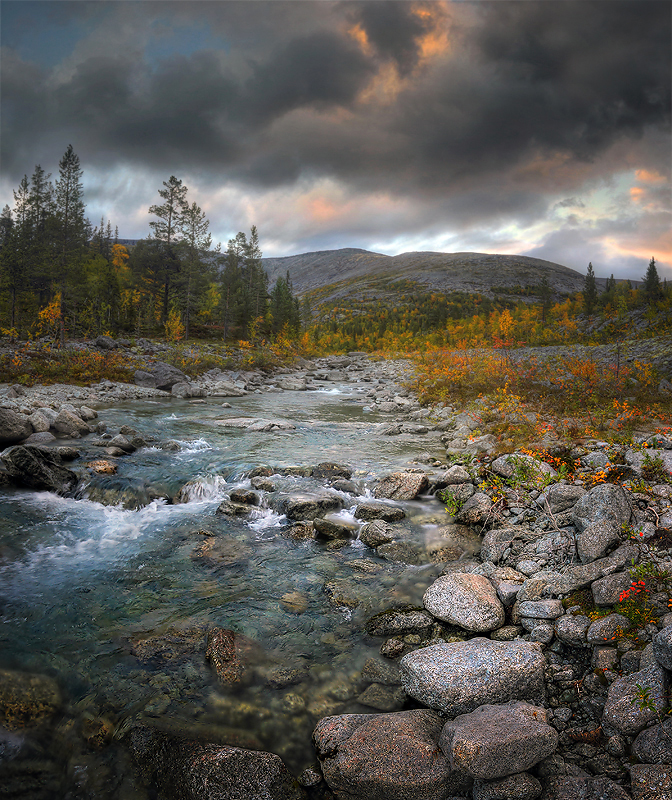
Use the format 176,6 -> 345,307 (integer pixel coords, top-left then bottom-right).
149,176 -> 187,322
583,262 -> 598,316
180,201 -> 212,339
54,145 -> 89,345
642,257 -> 661,303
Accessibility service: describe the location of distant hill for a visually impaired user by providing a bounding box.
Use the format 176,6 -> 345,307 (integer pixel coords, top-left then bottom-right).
261,248 -> 588,305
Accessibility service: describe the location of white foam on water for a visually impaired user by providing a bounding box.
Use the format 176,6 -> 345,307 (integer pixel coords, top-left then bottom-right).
174,438 -> 213,452
178,475 -> 229,502
248,506 -> 286,533
315,387 -> 343,395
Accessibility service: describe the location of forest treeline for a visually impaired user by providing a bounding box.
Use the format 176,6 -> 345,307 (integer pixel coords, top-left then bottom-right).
0,145 -> 669,353
0,146 -> 301,343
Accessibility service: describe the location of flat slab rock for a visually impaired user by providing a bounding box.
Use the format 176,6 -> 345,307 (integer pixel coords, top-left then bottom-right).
373,471 -> 429,500
313,710 -> 472,800
214,417 -> 296,432
400,638 -> 546,717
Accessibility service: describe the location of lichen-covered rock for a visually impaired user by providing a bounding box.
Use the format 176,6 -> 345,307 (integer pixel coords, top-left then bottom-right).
52,407 -> 90,435
439,702 -> 558,779
571,483 -> 632,533
359,520 -> 395,548
576,520 -> 622,563
374,471 -> 429,500
313,710 -> 472,800
632,719 -> 672,764
541,775 -> 631,800
423,573 -> 505,632
586,613 -> 631,644
205,628 -> 245,685
536,484 -> 586,514
454,493 -> 493,526
284,494 -> 343,521
629,763 -> 672,800
481,528 -> 519,564
491,454 -> 557,480
400,638 -> 545,717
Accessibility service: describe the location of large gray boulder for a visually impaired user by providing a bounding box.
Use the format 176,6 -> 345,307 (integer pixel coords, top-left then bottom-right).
542,776 -> 631,800
439,702 -> 558,779
576,520 -> 622,563
602,662 -> 669,735
312,710 -> 472,800
473,772 -> 542,800
423,573 -> 505,632
0,408 -> 32,445
491,454 -> 557,481
454,493 -> 493,526
127,725 -> 305,800
400,638 -> 546,717
52,407 -> 90,436
653,624 -> 672,670
364,607 -> 435,637
633,719 -> 672,764
0,445 -> 78,494
536,484 -> 586,514
354,502 -> 405,522
571,483 -> 632,533
134,361 -> 188,391
374,472 -> 429,500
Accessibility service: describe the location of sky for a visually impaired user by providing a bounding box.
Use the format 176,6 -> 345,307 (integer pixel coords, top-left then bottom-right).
1,0 -> 670,280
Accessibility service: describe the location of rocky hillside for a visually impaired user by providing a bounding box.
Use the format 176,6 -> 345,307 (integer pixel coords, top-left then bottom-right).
262,248 -> 587,303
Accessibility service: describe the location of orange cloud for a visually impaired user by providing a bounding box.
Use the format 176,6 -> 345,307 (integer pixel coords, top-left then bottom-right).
347,24 -> 373,57
635,169 -> 667,184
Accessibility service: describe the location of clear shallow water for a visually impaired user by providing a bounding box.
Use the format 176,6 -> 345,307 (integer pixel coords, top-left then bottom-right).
0,382 -> 458,794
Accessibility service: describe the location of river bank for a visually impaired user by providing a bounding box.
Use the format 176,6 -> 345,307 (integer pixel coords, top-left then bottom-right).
0,352 -> 671,800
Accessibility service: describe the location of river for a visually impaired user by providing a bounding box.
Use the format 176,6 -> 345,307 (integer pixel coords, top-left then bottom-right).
0,378 -> 465,796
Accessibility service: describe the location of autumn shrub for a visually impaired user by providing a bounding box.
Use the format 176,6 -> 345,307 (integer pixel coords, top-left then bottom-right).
0,347 -> 137,386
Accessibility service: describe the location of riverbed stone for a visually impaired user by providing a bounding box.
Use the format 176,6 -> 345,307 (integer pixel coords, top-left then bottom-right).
355,502 -> 406,522
52,407 -> 90,436
28,410 -> 51,433
358,520 -> 395,547
374,471 -> 429,500
134,361 -> 187,391
400,638 -> 546,716
541,776 -> 631,800
423,573 -> 505,632
602,662 -> 669,735
571,483 -> 632,533
633,719 -> 672,764
1,445 -> 79,494
127,725 -> 306,800
536,484 -> 586,514
312,710 -> 472,800
439,702 -> 558,779
284,494 -> 343,521
313,517 -> 356,540
591,572 -> 632,606
365,607 -> 435,637
0,668 -> 62,730
0,407 -> 32,445
481,528 -> 519,564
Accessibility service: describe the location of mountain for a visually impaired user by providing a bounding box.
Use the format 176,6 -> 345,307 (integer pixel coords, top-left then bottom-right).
261,248 -> 587,305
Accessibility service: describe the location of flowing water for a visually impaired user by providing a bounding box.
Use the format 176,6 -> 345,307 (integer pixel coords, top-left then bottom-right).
0,381 -> 466,796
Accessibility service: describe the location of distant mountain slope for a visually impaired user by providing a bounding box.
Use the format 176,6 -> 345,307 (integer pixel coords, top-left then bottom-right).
261,248 -> 586,303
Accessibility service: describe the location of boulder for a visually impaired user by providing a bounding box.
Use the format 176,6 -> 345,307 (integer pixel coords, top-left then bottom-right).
423,573 -> 505,632
434,464 -> 472,488
205,628 -> 246,685
1,445 -> 78,494
439,702 -> 558,779
491,454 -> 557,480
629,764 -> 672,800
134,361 -> 187,391
571,483 -> 632,533
536,484 -> 586,514
454,493 -> 493,526
210,380 -> 248,397
374,472 -> 429,501
284,494 -> 343,521
313,517 -> 357,540
94,334 -> 117,350
632,719 -> 672,764
127,725 -> 306,800
542,776 -> 631,800
312,710 -> 472,800
0,408 -> 33,445
481,527 -> 519,564
28,410 -> 51,433
311,463 -> 352,480
602,662 -> 669,735
359,520 -> 395,548
472,772 -> 542,800
23,431 -> 56,445
355,502 -> 405,522
52,407 -> 90,436
278,377 -> 307,391
376,541 -> 423,565
576,520 -> 622,563
517,600 -> 563,619
400,638 -> 545,717
591,573 -> 632,606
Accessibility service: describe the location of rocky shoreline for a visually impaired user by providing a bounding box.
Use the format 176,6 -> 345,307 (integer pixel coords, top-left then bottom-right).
1,352 -> 671,800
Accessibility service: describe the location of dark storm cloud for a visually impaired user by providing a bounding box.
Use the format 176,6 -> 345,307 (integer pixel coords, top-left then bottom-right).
347,0 -> 432,74
0,0 -> 669,224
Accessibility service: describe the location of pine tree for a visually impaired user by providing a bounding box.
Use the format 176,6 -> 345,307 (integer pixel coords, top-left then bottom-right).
180,201 -> 212,339
149,176 -> 188,322
582,262 -> 598,316
54,145 -> 89,345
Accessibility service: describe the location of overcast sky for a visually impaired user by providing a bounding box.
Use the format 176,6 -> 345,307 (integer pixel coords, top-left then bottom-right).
2,0 -> 670,279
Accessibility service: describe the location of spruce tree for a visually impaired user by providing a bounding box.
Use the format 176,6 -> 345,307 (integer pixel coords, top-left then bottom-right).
582,262 -> 598,316
180,201 -> 212,339
642,257 -> 661,303
149,176 -> 188,321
